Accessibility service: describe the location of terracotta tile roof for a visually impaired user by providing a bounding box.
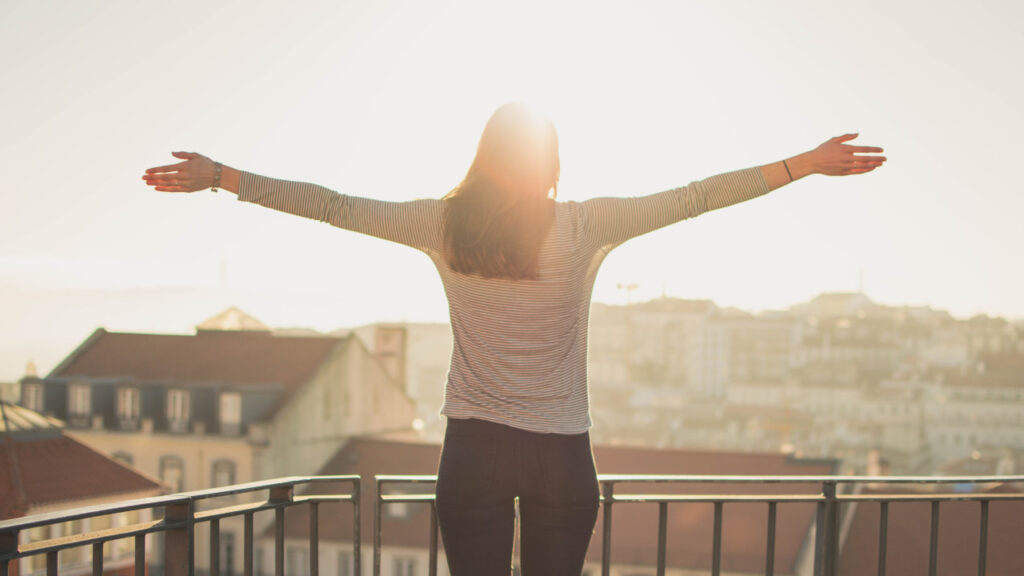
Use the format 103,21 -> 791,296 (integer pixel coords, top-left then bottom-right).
839,486 -> 1024,576
0,405 -> 162,520
52,328 -> 344,395
275,437 -> 834,573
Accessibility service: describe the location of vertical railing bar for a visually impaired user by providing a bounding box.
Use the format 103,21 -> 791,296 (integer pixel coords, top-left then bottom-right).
0,558 -> 7,576
601,482 -> 614,576
46,550 -> 58,576
429,501 -> 439,576
877,501 -> 888,576
712,501 -> 723,576
275,507 -> 285,576
656,502 -> 667,576
211,517 -> 221,576
823,482 -> 838,576
978,500 -> 988,576
765,501 -> 777,576
135,533 -> 146,576
814,501 -> 825,576
374,479 -> 382,576
244,512 -> 254,576
928,500 -> 940,576
92,541 -> 104,576
353,479 -> 362,576
310,502 -> 319,576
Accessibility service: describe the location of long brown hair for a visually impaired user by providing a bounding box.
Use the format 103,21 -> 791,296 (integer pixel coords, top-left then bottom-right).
443,103 -> 560,280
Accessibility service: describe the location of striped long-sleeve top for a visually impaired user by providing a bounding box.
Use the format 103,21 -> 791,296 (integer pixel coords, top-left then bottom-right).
238,167 -> 769,434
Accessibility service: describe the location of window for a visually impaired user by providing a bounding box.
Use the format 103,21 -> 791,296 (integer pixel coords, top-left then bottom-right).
117,387 -> 140,427
337,551 -> 353,576
212,459 -> 236,488
286,546 -> 310,576
220,392 -> 241,435
69,384 -> 91,416
392,556 -> 416,576
160,455 -> 185,492
167,389 -> 190,432
23,382 -> 44,412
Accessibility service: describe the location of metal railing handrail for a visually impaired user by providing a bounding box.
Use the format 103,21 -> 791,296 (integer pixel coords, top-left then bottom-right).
374,473 -> 1024,576
0,475 -> 361,576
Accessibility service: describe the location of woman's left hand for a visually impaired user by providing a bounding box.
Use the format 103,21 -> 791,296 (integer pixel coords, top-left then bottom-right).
142,152 -> 217,193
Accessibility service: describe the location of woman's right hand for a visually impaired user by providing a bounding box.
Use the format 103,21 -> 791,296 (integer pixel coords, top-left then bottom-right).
808,134 -> 886,176
142,151 -> 217,193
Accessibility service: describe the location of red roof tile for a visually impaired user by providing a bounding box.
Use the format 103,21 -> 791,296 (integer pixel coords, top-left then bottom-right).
275,438 -> 834,574
0,432 -> 162,520
53,328 -> 344,394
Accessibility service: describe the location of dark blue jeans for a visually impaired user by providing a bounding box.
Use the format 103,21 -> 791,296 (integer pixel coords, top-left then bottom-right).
435,418 -> 600,576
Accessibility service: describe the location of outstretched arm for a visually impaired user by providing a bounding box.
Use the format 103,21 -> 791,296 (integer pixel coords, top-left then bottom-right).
579,133 -> 886,249
142,152 -> 443,254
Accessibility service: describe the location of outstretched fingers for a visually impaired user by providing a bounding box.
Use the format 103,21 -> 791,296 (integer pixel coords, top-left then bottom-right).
145,160 -> 188,174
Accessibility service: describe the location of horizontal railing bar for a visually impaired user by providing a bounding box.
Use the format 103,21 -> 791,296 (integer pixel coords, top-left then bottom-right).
374,491 -> 1024,505
838,494 -> 1024,503
175,475 -> 359,501
376,474 -> 1024,486
0,475 -> 361,533
379,495 -> 437,503
597,474 -> 1024,485
193,500 -> 288,522
612,495 -> 827,504
192,494 -> 356,523
293,495 -> 355,504
0,496 -> 190,532
5,519 -> 178,560
376,475 -> 441,483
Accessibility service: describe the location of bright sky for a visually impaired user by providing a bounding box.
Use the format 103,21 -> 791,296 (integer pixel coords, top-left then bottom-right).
2,0 -> 1023,381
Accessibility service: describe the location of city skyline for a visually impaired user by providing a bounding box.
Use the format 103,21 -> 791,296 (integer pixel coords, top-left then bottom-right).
3,287 -> 1020,384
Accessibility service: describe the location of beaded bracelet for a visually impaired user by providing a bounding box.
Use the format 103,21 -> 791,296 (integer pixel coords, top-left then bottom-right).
211,162 -> 223,193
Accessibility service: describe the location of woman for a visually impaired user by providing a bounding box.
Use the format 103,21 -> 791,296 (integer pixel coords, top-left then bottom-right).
143,103 -> 884,575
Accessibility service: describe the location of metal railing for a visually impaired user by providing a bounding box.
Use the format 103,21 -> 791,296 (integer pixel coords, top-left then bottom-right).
0,475 -> 360,576
375,474 -> 1024,576
4,473 -> 1021,576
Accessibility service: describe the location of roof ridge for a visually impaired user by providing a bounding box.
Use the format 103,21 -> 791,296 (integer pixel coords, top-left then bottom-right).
48,327 -> 108,378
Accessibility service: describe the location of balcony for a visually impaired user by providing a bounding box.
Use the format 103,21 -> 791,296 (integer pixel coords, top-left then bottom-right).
1,475 -> 1022,576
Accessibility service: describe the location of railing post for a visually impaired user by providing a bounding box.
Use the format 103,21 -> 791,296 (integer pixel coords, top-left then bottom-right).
822,481 -> 839,576
429,502 -> 439,576
601,481 -> 614,576
978,500 -> 989,576
310,502 -> 319,576
135,534 -> 146,576
165,500 -> 195,576
165,498 -> 195,573
352,478 -> 361,576
0,531 -> 16,567
244,512 -> 254,576
656,502 -> 667,576
374,478 -> 382,576
92,542 -> 103,576
270,485 -> 293,576
210,517 -> 221,576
